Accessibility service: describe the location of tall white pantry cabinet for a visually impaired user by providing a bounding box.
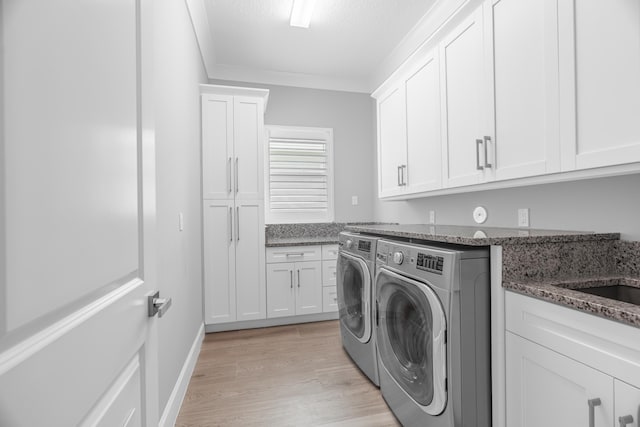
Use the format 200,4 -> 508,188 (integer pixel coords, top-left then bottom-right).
201,85 -> 269,325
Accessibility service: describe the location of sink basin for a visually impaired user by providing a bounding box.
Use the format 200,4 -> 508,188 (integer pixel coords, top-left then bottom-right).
578,285 -> 640,305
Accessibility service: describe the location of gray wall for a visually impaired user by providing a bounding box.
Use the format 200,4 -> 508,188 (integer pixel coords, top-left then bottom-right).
155,0 -> 207,416
373,173 -> 640,241
210,80 -> 376,223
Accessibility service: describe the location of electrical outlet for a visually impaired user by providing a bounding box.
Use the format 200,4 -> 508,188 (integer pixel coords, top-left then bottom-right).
429,210 -> 436,224
518,208 -> 529,227
351,196 -> 359,206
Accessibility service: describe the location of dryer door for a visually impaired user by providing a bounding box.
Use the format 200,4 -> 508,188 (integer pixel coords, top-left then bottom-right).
337,252 -> 371,343
376,267 -> 447,415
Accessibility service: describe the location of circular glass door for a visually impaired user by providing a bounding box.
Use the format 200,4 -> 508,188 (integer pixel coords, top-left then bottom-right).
337,252 -> 371,343
376,267 -> 447,415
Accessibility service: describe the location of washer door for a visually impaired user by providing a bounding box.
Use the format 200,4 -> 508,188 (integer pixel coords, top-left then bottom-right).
337,252 -> 371,343
376,267 -> 447,415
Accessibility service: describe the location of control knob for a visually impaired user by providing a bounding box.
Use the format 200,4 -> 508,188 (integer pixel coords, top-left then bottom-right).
345,239 -> 353,249
393,251 -> 404,265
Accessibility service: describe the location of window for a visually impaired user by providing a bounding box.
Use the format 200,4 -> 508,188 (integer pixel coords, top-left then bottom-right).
265,125 -> 334,224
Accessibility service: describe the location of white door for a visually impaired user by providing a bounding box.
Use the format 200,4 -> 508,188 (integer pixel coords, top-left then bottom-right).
559,0 -> 640,170
441,8 -> 487,188
0,0 -> 160,425
295,261 -> 323,315
203,200 -> 236,324
233,96 -> 264,201
615,380 -> 640,427
405,52 -> 443,193
202,94 -> 234,200
486,0 -> 560,181
234,201 -> 266,321
266,263 -> 296,318
506,332 -> 613,427
377,86 -> 407,198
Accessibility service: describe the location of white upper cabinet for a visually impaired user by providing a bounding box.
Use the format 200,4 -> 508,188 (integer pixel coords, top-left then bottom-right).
377,85 -> 408,198
233,96 -> 265,200
559,0 -> 640,171
441,9 -> 487,188
485,0 -> 561,180
202,94 -> 234,200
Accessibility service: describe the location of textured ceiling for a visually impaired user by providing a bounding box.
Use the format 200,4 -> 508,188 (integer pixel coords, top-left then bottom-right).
203,0 -> 437,90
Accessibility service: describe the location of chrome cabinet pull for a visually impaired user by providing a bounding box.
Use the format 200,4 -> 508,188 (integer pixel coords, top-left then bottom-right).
476,139 -> 484,170
297,270 -> 301,288
588,398 -> 601,427
228,207 -> 233,242
227,157 -> 232,193
235,157 -> 239,194
401,165 -> 407,186
236,206 -> 240,241
285,252 -> 305,258
397,165 -> 402,186
619,415 -> 634,427
290,270 -> 293,289
483,136 -> 492,168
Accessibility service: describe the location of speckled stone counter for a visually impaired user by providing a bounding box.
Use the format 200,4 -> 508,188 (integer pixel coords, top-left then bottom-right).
265,222 -> 386,247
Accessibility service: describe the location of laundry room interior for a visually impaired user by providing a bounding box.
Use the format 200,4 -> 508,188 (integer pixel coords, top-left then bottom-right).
2,0 -> 640,426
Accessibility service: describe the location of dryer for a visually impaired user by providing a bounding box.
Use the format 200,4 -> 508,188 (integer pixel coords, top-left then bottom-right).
375,239 -> 491,427
337,232 -> 380,386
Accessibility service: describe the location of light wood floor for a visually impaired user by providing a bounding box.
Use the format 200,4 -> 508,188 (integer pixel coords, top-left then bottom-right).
176,320 -> 400,427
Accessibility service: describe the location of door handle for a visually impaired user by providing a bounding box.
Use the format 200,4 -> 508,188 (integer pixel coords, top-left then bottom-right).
228,207 -> 233,242
290,270 -> 293,289
148,291 -> 172,318
235,157 -> 239,194
476,139 -> 484,171
401,165 -> 407,186
236,206 -> 240,241
588,398 -> 601,427
227,157 -> 232,193
619,415 -> 634,427
297,269 -> 301,288
483,136 -> 492,168
397,165 -> 402,186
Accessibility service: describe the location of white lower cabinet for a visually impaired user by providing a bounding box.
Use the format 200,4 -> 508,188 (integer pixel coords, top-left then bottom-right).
266,261 -> 322,318
506,291 -> 640,427
506,332 -> 613,427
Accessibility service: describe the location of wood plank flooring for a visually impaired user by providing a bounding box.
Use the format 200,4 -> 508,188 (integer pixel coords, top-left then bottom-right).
176,320 -> 400,427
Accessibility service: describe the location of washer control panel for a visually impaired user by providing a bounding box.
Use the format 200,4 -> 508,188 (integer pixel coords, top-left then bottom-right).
392,251 -> 404,265
416,252 -> 444,274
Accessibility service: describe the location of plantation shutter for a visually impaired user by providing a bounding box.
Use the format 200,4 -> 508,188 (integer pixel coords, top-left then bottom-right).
265,126 -> 334,223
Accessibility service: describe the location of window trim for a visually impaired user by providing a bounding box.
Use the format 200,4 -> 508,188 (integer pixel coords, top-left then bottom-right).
264,125 -> 335,224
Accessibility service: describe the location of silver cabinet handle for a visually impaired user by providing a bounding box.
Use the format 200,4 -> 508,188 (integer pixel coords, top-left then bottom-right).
476,139 -> 484,170
297,269 -> 301,288
148,291 -> 172,318
588,398 -> 601,427
483,136 -> 493,168
228,207 -> 233,242
235,157 -> 239,194
397,165 -> 402,186
619,415 -> 634,427
227,157 -> 232,193
290,270 -> 293,289
285,253 -> 305,258
236,206 -> 240,241
401,165 -> 407,186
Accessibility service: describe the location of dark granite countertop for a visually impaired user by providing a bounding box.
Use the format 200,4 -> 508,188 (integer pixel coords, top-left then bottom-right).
345,224 -> 619,246
505,277 -> 640,328
266,236 -> 339,247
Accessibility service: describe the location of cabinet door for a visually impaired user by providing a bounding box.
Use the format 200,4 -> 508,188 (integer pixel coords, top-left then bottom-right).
233,96 -> 264,201
202,94 -> 234,200
441,8 -> 487,187
203,200 -> 236,324
559,0 -> 640,170
486,0 -> 560,181
322,260 -> 337,287
377,85 -> 407,198
506,332 -> 613,427
295,261 -> 323,315
266,262 -> 295,318
234,201 -> 266,321
615,380 -> 640,427
405,51 -> 443,192
323,286 -> 339,313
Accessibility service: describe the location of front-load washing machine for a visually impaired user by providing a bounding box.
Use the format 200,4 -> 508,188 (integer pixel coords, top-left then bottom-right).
375,239 -> 491,427
337,231 -> 380,386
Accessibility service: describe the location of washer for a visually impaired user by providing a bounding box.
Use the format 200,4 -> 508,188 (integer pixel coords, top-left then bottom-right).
337,231 -> 380,386
375,239 -> 491,427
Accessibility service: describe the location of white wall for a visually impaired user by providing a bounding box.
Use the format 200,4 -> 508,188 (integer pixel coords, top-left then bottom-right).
374,173 -> 640,241
154,0 -> 207,416
0,0 -> 5,336
210,80 -> 376,223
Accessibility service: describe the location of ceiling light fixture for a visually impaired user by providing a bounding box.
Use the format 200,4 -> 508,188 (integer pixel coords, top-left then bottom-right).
289,0 -> 316,28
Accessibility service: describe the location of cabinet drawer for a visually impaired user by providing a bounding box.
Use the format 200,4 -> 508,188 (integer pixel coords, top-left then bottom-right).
322,244 -> 339,260
323,286 -> 338,313
322,260 -> 337,287
266,245 -> 322,263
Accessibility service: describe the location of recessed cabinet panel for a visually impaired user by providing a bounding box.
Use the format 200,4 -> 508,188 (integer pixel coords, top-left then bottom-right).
489,0 -> 560,180
266,263 -> 296,319
406,54 -> 442,192
377,86 -> 408,197
202,95 -> 234,200
296,261 -> 323,315
567,0 -> 640,170
233,97 -> 264,200
441,9 -> 486,187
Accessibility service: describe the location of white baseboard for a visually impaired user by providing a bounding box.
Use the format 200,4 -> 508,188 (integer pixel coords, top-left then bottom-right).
159,323 -> 204,427
204,311 -> 339,333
